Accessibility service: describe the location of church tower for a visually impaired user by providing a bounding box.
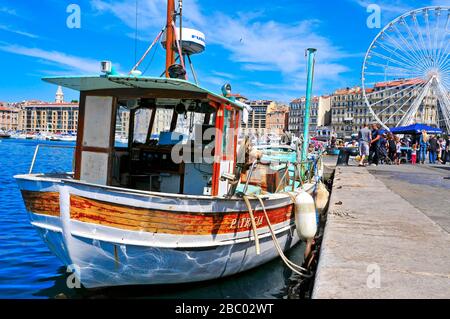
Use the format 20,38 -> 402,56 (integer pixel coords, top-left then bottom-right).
55,86 -> 64,104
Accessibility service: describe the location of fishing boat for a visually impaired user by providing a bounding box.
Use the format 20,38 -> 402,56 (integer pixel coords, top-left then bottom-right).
115,133 -> 129,145
47,135 -> 62,141
15,0 -> 323,288
58,134 -> 77,142
0,130 -> 11,138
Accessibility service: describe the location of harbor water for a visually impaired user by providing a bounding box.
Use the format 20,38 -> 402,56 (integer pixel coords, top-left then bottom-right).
0,139 -> 307,299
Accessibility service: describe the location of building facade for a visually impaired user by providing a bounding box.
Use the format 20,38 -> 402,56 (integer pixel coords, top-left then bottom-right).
0,106 -> 19,131
330,79 -> 439,138
17,86 -> 79,133
241,100 -> 277,136
266,105 -> 289,135
288,96 -> 331,137
18,103 -> 79,133
330,87 -> 369,139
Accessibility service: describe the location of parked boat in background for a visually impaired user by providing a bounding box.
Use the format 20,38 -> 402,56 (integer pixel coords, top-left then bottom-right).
0,130 -> 11,138
115,134 -> 128,144
58,134 -> 77,142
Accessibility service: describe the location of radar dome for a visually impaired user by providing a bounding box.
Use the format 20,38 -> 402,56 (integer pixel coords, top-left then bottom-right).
161,28 -> 206,55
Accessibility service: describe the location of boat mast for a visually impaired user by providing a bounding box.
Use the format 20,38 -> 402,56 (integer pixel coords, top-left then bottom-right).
301,48 -> 317,163
165,0 -> 175,78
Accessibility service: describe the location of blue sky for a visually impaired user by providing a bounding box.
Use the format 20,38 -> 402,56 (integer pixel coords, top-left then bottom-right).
0,0 -> 448,103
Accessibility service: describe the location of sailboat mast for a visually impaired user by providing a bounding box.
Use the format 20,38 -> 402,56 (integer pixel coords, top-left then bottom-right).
165,0 -> 175,78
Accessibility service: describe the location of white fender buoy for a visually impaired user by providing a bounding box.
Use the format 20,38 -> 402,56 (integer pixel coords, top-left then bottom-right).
294,190 -> 317,240
314,182 -> 330,215
317,157 -> 324,179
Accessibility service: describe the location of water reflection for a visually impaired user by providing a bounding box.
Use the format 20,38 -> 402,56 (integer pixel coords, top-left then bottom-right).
34,243 -> 306,299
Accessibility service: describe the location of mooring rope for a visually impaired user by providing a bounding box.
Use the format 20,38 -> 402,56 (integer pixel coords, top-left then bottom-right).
243,195 -> 261,255
242,193 -> 313,278
254,194 -> 313,278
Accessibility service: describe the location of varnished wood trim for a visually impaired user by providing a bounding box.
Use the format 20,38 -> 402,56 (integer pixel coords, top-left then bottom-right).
107,98 -> 118,186
212,105 -> 224,196
74,92 -> 86,180
70,195 -> 293,235
21,191 -> 60,217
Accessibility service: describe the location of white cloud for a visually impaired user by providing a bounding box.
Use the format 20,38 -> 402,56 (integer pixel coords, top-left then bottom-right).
205,14 -> 349,79
91,0 -> 204,32
0,6 -> 18,16
0,43 -> 103,74
350,0 -> 414,17
0,24 -> 39,39
211,71 -> 235,79
90,0 -> 355,99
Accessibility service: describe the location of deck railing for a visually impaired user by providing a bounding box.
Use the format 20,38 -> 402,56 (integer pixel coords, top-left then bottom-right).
29,144 -> 76,174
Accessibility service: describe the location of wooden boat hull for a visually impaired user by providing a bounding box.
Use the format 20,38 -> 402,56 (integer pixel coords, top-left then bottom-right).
15,174 -> 308,288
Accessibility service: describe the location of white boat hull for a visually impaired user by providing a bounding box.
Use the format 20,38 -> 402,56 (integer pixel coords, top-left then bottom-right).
33,220 -> 298,288
15,175 -> 309,288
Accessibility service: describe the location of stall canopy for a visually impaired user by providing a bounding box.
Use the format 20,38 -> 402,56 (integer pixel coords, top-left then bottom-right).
386,123 -> 443,135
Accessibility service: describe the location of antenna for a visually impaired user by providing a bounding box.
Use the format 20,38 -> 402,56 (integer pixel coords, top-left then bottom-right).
134,0 -> 139,65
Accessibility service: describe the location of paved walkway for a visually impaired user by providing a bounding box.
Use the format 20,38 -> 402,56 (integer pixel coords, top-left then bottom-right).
312,165 -> 450,299
368,164 -> 450,233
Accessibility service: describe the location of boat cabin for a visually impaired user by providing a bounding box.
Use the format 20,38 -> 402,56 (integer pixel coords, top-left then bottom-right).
45,76 -> 243,197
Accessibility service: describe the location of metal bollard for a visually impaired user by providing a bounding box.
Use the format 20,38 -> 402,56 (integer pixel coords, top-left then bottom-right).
336,147 -> 359,166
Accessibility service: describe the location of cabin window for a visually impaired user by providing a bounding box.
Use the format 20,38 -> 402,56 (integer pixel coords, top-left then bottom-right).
176,111 -> 205,141
151,108 -> 173,136
114,105 -> 130,146
133,108 -> 154,144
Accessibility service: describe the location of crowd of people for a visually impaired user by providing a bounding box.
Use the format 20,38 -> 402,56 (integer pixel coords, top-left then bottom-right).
356,123 -> 449,167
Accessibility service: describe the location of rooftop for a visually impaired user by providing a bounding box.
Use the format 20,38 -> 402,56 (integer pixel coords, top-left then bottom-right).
24,102 -> 79,108
333,86 -> 373,95
0,106 -> 18,112
374,78 -> 424,88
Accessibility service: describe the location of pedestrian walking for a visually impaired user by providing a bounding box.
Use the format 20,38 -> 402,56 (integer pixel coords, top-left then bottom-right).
419,130 -> 429,164
437,138 -> 443,163
411,144 -> 417,165
428,135 -> 438,164
387,133 -> 396,163
378,133 -> 388,164
442,135 -> 449,165
395,136 -> 402,165
357,123 -> 371,166
369,123 -> 381,166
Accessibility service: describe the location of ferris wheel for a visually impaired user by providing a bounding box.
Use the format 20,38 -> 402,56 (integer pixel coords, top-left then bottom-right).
362,6 -> 450,132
